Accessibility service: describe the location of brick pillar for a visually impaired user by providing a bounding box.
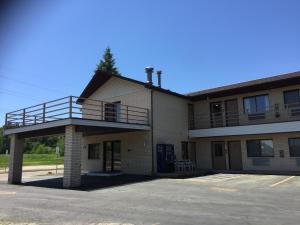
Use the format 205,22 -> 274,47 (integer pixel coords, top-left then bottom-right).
8,134 -> 24,184
63,125 -> 82,188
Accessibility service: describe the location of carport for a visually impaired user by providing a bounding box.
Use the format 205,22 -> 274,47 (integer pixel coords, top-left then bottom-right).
3,96 -> 150,188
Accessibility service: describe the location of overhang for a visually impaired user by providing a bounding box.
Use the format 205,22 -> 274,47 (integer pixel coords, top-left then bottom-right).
4,118 -> 150,138
189,121 -> 300,138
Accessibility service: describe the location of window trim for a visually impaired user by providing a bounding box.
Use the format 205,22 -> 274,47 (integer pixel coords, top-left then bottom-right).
243,94 -> 269,114
288,137 -> 300,157
246,139 -> 274,158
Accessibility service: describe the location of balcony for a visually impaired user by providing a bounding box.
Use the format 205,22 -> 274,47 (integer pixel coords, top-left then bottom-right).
189,103 -> 300,138
4,96 -> 150,136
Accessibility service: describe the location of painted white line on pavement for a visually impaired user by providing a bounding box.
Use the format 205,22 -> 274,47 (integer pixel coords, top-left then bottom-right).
270,176 -> 295,187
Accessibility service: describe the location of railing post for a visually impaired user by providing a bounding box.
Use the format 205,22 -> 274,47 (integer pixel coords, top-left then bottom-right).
147,109 -> 150,125
101,101 -> 104,120
43,103 -> 46,123
126,105 -> 129,123
69,96 -> 73,118
5,113 -> 8,127
34,115 -> 37,125
22,108 -> 26,126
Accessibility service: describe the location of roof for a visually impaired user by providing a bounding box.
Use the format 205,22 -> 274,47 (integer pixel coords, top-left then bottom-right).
78,71 -> 188,103
186,70 -> 300,100
78,70 -> 300,103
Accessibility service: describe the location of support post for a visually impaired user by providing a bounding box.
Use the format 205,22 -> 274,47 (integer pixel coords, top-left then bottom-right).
8,134 -> 24,184
63,125 -> 82,188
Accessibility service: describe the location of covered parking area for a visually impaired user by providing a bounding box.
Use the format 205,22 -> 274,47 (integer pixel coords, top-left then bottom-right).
4,118 -> 150,188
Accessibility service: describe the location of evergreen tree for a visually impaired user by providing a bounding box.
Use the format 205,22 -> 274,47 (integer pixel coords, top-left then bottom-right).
95,47 -> 121,75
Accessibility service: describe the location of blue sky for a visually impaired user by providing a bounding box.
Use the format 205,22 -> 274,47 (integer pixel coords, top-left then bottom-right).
1,0 -> 300,125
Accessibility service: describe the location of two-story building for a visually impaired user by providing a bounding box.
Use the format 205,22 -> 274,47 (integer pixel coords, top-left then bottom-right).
4,69 -> 300,188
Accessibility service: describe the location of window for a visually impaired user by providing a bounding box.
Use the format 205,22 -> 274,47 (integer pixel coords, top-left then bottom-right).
284,89 -> 300,107
246,140 -> 274,157
288,138 -> 300,157
181,142 -> 189,160
244,95 -> 269,114
88,143 -> 101,159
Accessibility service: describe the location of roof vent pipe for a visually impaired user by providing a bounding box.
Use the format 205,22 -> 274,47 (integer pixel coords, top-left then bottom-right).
157,70 -> 162,88
145,66 -> 154,85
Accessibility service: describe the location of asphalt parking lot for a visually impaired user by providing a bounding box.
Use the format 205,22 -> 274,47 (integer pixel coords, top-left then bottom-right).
0,173 -> 300,225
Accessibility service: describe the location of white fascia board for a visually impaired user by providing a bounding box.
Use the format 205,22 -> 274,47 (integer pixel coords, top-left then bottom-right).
4,118 -> 150,135
189,121 -> 300,138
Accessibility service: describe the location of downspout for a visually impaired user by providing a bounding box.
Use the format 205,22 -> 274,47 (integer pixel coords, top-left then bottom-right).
151,89 -> 154,175
145,66 -> 155,175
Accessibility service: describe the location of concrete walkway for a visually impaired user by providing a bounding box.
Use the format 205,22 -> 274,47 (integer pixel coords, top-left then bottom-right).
0,165 -> 64,174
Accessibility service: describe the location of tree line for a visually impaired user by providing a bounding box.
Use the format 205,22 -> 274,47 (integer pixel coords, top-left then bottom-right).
0,127 -> 64,155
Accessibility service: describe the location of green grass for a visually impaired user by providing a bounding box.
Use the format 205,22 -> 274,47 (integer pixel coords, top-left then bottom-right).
0,154 -> 64,168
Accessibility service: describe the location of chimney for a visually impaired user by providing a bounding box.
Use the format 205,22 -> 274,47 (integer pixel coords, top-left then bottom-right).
157,70 -> 162,88
145,66 -> 154,85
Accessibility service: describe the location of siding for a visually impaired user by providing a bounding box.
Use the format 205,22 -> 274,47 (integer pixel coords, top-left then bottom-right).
82,131 -> 152,175
192,132 -> 300,171
152,90 -> 190,171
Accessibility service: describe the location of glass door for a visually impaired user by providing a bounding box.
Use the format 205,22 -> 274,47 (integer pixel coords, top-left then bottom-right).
103,141 -> 121,172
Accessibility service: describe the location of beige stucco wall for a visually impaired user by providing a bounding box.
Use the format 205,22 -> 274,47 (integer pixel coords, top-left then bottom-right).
192,132 -> 300,172
152,91 -> 190,168
81,131 -> 152,175
193,84 -> 300,129
81,77 -> 151,124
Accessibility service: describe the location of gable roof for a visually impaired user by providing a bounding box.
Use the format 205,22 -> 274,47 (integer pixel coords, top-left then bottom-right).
77,71 -> 188,103
186,70 -> 300,100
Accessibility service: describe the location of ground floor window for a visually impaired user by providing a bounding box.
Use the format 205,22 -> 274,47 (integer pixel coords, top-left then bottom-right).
288,138 -> 300,157
246,140 -> 274,157
88,143 -> 101,159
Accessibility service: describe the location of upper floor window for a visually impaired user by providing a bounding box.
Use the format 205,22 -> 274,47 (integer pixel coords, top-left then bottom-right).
288,138 -> 300,157
244,95 -> 269,114
284,89 -> 300,107
246,139 -> 274,157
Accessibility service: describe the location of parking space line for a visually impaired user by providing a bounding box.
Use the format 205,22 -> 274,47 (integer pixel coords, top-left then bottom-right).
269,176 -> 295,187
0,191 -> 16,195
211,187 -> 239,192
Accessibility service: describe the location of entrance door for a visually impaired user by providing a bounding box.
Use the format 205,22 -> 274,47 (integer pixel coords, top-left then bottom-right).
225,99 -> 239,126
210,102 -> 223,127
103,141 -> 121,172
212,142 -> 227,170
228,141 -> 243,170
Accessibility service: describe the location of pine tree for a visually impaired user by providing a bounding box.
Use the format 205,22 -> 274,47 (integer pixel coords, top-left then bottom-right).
95,47 -> 121,75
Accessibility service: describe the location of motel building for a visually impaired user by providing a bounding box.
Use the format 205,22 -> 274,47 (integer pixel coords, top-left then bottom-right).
4,68 -> 300,188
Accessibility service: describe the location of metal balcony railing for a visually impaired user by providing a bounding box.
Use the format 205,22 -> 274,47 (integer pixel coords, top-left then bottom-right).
5,96 -> 150,129
191,103 -> 300,129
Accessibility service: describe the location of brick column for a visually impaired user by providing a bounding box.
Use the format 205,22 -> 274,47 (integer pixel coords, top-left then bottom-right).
8,134 -> 24,184
63,125 -> 82,188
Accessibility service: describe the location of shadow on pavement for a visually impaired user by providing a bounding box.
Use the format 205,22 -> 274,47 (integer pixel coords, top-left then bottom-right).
22,174 -> 156,191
